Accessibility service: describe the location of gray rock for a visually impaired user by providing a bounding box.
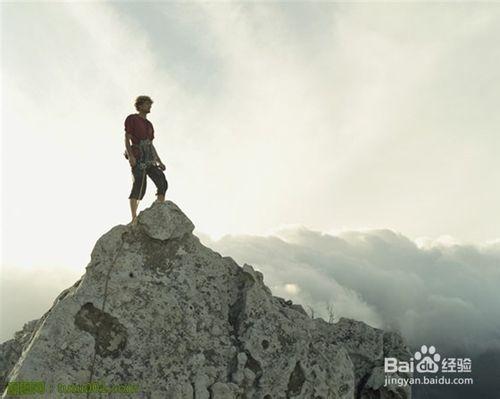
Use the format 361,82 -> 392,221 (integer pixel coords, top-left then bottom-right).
0,320 -> 38,392
1,200 -> 411,398
137,201 -> 195,241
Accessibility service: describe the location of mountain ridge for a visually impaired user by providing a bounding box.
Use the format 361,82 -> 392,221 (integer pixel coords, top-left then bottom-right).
1,201 -> 411,398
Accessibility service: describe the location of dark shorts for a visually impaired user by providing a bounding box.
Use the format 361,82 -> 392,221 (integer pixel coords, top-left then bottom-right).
129,162 -> 168,200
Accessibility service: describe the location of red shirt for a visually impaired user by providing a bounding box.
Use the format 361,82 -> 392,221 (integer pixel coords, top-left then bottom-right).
124,114 -> 155,159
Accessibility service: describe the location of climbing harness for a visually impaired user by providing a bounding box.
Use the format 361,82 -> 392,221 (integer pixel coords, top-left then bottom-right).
125,139 -> 156,164
137,139 -> 156,165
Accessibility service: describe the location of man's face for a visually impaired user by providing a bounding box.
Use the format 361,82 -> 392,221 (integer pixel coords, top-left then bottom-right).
139,101 -> 152,114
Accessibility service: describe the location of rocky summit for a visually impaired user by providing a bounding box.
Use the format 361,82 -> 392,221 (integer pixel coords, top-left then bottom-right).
1,201 -> 412,398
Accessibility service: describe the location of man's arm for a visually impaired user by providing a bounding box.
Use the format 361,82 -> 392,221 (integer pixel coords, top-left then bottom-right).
151,143 -> 165,169
125,133 -> 136,164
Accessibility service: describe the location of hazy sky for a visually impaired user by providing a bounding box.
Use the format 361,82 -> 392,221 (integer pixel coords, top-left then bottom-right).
1,2 -> 499,339
2,2 -> 500,272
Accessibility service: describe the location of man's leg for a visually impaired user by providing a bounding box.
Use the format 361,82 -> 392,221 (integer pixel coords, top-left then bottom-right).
129,199 -> 140,222
148,165 -> 168,204
156,195 -> 165,203
129,164 -> 147,223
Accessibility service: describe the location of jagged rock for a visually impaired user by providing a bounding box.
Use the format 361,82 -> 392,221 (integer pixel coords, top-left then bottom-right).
0,320 -> 38,392
1,201 -> 411,398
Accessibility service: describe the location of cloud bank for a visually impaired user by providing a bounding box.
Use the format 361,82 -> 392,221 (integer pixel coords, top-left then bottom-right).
200,227 -> 500,357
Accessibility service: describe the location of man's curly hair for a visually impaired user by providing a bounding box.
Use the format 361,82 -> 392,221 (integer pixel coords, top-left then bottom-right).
134,95 -> 153,111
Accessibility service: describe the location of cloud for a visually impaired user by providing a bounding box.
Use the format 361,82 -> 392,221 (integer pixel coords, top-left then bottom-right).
199,226 -> 500,357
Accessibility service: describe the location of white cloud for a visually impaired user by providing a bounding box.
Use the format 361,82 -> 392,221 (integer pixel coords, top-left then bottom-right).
203,226 -> 500,356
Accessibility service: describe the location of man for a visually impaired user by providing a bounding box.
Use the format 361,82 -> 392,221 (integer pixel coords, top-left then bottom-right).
124,95 -> 168,225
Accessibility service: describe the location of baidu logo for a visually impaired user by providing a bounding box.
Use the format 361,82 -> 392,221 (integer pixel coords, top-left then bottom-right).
384,344 -> 473,386
385,344 -> 441,373
414,345 -> 441,373
384,344 -> 471,374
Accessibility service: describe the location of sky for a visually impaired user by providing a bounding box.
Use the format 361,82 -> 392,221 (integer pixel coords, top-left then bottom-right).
1,0 -> 500,380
